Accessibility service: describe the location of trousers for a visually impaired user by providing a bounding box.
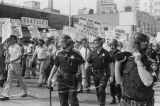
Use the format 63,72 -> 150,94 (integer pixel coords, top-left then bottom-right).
57,72 -> 79,106
92,70 -> 109,106
2,63 -> 27,97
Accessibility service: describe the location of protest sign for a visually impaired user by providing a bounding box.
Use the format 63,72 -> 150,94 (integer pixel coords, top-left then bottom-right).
76,17 -> 102,42
63,26 -> 78,41
2,19 -> 12,43
28,26 -> 41,38
156,32 -> 160,42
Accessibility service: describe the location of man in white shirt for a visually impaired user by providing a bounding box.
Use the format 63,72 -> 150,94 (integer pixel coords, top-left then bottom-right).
24,40 -> 36,78
79,38 -> 91,93
0,35 -> 27,101
32,39 -> 47,87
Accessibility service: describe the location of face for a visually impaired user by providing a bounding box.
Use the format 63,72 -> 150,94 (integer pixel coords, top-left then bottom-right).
93,41 -> 102,50
10,38 -> 16,45
38,40 -> 43,46
140,41 -> 148,50
60,38 -> 69,49
110,44 -> 117,50
82,41 -> 88,48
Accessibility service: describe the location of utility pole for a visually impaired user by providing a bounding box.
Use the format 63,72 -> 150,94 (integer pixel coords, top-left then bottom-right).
1,0 -> 3,17
69,0 -> 71,27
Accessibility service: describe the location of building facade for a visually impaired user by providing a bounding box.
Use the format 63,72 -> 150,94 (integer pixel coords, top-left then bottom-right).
125,0 -> 160,16
77,10 -> 158,37
78,8 -> 91,15
97,0 -> 117,14
0,2 -> 78,30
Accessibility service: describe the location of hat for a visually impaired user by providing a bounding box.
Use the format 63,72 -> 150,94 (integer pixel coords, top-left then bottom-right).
62,35 -> 71,40
94,37 -> 103,43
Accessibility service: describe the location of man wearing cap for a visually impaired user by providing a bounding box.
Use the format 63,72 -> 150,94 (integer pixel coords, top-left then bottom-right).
0,35 -> 27,101
47,35 -> 87,106
108,39 -> 121,104
85,37 -> 113,106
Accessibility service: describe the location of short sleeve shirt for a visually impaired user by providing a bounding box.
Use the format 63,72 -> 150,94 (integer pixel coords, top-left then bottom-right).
54,49 -> 85,74
9,44 -> 22,63
87,48 -> 113,70
34,45 -> 47,59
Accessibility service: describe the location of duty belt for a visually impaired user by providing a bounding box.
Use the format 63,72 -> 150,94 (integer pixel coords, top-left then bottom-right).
92,69 -> 106,78
123,96 -> 154,106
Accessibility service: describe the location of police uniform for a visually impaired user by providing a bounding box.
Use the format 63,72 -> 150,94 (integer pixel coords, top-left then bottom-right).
109,49 -> 121,103
87,48 -> 113,106
54,49 -> 85,106
116,51 -> 158,106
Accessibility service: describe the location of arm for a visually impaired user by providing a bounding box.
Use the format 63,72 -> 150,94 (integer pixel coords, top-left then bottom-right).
48,65 -> 58,81
31,47 -> 37,61
110,62 -> 115,76
136,61 -> 153,86
115,61 -> 122,84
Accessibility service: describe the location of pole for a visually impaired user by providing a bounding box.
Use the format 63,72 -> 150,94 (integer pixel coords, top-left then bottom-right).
1,0 -> 3,17
49,83 -> 52,106
69,0 -> 71,27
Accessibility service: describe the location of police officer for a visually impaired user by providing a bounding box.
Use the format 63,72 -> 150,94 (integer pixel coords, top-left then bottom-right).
47,35 -> 87,106
115,32 -> 158,106
85,37 -> 113,106
108,39 -> 121,104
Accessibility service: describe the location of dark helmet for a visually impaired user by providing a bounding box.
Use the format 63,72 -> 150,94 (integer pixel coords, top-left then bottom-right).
134,32 -> 149,43
93,37 -> 103,48
132,32 -> 149,53
38,39 -> 45,45
60,34 -> 72,49
109,39 -> 118,48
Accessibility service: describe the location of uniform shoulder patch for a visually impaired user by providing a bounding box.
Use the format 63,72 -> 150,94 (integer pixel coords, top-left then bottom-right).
150,63 -> 158,72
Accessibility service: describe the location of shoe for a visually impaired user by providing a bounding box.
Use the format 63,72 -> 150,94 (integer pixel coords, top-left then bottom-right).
37,84 -> 43,87
109,99 -> 116,104
21,93 -> 27,97
24,77 -> 30,79
0,97 -> 9,101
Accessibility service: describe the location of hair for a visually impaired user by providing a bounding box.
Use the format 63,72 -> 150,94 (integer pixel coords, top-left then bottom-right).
10,35 -> 18,41
38,39 -> 45,44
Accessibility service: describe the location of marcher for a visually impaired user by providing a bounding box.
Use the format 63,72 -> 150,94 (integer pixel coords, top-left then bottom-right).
79,38 -> 92,93
115,32 -> 159,106
85,37 -> 113,106
31,39 -> 47,87
0,38 -> 6,87
24,40 -> 36,79
0,35 -> 27,101
47,35 -> 87,106
108,39 -> 121,104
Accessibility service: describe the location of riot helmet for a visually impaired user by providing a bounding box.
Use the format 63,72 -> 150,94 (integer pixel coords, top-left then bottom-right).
93,37 -> 103,50
132,32 -> 149,54
109,39 -> 118,49
60,34 -> 72,49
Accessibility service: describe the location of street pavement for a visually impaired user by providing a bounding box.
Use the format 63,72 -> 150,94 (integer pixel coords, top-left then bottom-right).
0,76 -> 160,106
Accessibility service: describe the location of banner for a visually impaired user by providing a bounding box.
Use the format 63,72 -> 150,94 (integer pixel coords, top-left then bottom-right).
76,17 -> 102,42
2,19 -> 12,43
21,17 -> 48,28
28,26 -> 41,38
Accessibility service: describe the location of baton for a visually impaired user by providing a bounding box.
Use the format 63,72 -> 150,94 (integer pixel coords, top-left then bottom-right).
49,82 -> 52,106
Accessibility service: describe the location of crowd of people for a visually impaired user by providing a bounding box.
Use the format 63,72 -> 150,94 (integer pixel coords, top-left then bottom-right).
0,32 -> 159,106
